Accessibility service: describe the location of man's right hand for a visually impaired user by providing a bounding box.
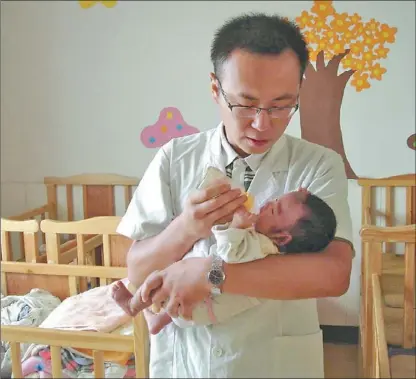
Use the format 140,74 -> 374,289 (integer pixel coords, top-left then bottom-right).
180,179 -> 247,241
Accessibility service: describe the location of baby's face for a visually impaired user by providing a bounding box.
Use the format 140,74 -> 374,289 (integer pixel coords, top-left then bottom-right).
255,190 -> 310,236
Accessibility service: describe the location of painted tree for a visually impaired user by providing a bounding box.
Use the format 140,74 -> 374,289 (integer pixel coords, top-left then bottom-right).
78,1 -> 117,9
294,0 -> 398,178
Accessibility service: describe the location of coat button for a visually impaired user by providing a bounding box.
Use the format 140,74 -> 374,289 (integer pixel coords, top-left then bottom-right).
212,347 -> 223,357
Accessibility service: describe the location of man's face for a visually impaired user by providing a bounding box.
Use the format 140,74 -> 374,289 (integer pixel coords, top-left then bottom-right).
210,48 -> 301,157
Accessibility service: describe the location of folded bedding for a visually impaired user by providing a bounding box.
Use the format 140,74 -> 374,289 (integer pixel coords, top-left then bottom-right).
18,278 -> 140,377
1,289 -> 61,378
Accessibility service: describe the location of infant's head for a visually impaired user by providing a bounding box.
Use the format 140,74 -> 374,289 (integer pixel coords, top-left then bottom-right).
255,189 -> 337,253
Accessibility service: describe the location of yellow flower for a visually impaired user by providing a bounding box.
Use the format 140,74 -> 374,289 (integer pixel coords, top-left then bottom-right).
378,24 -> 398,44
78,0 -> 117,8
362,31 -> 378,49
311,1 -> 335,18
375,45 -> 390,59
328,35 -> 346,55
322,29 -> 336,42
362,49 -> 375,63
296,11 -> 314,29
364,18 -> 380,33
330,13 -> 351,33
349,41 -> 366,57
303,30 -> 318,45
341,54 -> 356,70
369,63 -> 387,80
348,13 -> 362,24
351,72 -> 371,92
311,16 -> 329,32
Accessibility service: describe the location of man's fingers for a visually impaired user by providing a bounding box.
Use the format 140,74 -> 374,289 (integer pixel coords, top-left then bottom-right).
141,271 -> 163,302
207,194 -> 247,224
152,290 -> 170,311
179,302 -> 193,321
165,297 -> 181,318
190,180 -> 231,205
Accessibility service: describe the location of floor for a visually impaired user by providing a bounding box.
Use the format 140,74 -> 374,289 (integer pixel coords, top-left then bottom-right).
324,343 -> 359,378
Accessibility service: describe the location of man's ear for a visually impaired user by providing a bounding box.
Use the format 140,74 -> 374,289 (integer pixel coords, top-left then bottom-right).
210,72 -> 220,103
271,231 -> 292,246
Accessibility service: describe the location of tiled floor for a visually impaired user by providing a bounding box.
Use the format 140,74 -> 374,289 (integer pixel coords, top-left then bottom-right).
324,343 -> 359,378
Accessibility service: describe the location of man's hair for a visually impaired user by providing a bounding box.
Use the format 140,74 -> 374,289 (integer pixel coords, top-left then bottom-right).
279,194 -> 337,254
210,12 -> 309,80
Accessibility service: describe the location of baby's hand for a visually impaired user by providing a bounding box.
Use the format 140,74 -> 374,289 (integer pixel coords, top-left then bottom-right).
230,208 -> 257,229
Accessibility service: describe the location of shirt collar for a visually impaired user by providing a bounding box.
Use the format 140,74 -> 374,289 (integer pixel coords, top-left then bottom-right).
219,123 -> 270,171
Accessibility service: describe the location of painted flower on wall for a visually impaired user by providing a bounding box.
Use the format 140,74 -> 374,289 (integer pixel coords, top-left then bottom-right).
295,0 -> 397,92
407,134 -> 416,151
78,1 -> 117,9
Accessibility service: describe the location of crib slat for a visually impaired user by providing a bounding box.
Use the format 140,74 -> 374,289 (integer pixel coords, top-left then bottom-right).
385,187 -> 393,254
134,314 -> 148,378
66,184 -> 74,221
51,345 -> 62,378
1,231 -> 12,261
10,342 -> 23,378
124,186 -> 132,211
68,275 -> 78,296
45,232 -> 60,263
1,272 -> 7,295
103,234 -> 111,285
93,350 -> 105,378
403,241 -> 415,348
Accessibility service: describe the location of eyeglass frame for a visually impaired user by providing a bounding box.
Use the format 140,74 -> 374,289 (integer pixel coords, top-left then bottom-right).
216,79 -> 299,119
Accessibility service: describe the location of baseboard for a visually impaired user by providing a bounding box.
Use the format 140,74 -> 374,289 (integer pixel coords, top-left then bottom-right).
321,325 -> 359,345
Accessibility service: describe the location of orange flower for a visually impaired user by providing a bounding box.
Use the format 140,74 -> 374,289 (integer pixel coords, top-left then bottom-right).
303,30 -> 318,45
343,29 -> 355,44
328,35 -> 346,55
311,16 -> 329,32
369,63 -> 387,80
330,12 -> 351,33
348,13 -> 362,24
375,44 -> 390,59
362,31 -> 378,49
364,18 -> 380,33
351,22 -> 365,36
315,36 -> 329,52
311,1 -> 335,18
296,11 -> 314,29
342,54 -> 357,70
351,72 -> 371,92
378,24 -> 398,44
362,49 -> 375,63
350,59 -> 367,72
322,29 -> 336,42
349,40 -> 366,57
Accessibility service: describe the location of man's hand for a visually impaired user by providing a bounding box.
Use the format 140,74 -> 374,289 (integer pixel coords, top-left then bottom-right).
180,179 -> 247,241
141,257 -> 212,320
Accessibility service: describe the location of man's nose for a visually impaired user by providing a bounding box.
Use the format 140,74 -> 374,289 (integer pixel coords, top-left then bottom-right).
251,109 -> 272,131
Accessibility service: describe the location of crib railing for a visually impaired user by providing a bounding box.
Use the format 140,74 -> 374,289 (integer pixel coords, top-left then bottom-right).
1,261 -> 149,378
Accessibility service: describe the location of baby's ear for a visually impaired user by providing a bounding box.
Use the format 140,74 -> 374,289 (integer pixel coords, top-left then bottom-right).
270,231 -> 292,246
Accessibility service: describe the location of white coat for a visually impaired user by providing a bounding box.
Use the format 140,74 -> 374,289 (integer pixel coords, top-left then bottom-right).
117,123 -> 354,378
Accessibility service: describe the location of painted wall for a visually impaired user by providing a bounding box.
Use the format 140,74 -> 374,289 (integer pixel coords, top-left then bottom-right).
1,0 -> 415,326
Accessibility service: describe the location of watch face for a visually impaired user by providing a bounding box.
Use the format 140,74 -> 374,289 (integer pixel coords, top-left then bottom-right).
209,269 -> 224,286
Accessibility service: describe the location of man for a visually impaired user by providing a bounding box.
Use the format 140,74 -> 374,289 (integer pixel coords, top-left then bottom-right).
117,12 -> 354,378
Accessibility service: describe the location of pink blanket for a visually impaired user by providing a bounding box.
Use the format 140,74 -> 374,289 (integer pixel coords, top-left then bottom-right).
39,278 -> 131,333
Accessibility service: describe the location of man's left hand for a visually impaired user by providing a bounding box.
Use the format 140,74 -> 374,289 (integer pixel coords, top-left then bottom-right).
140,257 -> 213,320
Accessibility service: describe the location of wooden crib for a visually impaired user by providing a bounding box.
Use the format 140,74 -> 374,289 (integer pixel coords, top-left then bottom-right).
3,173 -> 138,264
365,224 -> 415,378
358,173 -> 416,378
1,216 -> 149,378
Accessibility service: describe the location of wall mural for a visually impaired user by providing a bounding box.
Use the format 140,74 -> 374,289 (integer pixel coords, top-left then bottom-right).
78,1 -> 117,9
407,134 -> 416,151
294,0 -> 398,179
140,107 -> 200,148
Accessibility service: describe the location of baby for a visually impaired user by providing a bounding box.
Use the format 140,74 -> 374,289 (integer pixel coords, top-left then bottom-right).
112,185 -> 337,333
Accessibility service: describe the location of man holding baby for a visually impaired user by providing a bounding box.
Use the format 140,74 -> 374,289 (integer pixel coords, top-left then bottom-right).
116,12 -> 354,378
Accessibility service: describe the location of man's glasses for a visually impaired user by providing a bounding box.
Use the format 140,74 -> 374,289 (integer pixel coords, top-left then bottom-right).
217,80 -> 299,120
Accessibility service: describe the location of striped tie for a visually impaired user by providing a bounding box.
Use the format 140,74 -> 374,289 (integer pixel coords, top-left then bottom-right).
225,160 -> 254,191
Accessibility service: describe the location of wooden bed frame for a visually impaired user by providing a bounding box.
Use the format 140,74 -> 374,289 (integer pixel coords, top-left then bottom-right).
4,173 -> 138,264
1,216 -> 149,378
357,173 -> 416,378
1,262 -> 149,378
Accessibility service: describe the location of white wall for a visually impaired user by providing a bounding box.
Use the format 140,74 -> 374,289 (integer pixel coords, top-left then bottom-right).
1,0 -> 415,326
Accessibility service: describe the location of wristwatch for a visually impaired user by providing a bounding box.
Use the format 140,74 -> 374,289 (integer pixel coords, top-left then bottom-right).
207,254 -> 225,296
